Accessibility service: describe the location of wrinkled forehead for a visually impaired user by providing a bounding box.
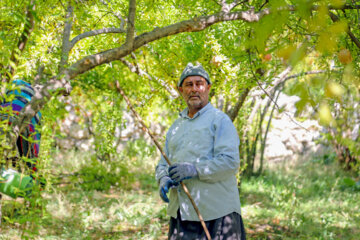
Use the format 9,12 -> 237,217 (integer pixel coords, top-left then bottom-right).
182,76 -> 207,84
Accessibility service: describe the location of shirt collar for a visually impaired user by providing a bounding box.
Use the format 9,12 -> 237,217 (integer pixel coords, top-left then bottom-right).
179,102 -> 212,119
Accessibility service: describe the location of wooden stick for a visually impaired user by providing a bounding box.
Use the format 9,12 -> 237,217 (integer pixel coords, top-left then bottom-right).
0,194 -> 2,225
116,81 -> 212,240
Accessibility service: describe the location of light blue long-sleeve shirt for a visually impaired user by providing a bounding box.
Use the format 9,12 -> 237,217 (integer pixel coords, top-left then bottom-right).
155,103 -> 241,221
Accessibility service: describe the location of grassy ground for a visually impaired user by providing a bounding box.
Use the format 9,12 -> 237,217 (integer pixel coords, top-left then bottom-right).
0,151 -> 359,239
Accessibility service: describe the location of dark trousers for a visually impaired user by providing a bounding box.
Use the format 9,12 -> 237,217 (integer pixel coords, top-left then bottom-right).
168,210 -> 246,240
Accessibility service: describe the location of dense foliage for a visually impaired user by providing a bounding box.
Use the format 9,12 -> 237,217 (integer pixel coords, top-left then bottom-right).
1,0 -> 360,238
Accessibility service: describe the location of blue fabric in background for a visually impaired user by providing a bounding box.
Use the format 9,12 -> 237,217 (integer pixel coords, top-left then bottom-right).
1,79 -> 41,173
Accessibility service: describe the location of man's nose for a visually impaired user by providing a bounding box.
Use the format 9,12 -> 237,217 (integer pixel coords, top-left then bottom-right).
190,85 -> 200,92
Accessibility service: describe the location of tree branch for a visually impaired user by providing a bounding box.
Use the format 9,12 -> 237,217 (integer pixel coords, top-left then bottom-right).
328,11 -> 360,49
69,28 -> 126,51
59,3 -> 74,73
325,4 -> 360,10
221,0 -> 246,13
250,69 -> 327,97
254,71 -> 316,132
250,67 -> 292,97
34,63 -> 45,84
8,3 -> 358,153
67,8 -> 271,79
283,70 -> 327,81
125,0 -> 136,48
228,88 -> 250,122
211,0 -> 222,7
68,4 -> 358,79
99,0 -> 126,27
120,58 -> 179,98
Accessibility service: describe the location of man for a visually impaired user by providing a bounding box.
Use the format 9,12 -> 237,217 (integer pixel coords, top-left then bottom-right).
155,63 -> 246,240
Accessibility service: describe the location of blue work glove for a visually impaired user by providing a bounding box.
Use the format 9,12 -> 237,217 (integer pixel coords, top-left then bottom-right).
159,176 -> 178,203
168,162 -> 198,183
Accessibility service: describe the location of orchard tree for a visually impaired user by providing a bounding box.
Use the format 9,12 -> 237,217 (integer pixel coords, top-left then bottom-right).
1,0 -> 360,172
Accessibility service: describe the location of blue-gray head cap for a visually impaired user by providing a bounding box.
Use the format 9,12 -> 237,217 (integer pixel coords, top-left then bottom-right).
178,63 -> 211,87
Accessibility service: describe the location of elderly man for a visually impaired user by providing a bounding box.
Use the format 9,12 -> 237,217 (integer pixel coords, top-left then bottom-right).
155,63 -> 246,240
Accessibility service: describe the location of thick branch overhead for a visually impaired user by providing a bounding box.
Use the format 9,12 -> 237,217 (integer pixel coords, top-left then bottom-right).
67,8 -> 271,78
69,28 -> 126,50
6,2 -> 360,149
66,4 -> 360,79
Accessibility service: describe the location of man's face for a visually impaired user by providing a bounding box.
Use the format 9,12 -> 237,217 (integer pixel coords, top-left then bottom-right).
178,76 -> 211,111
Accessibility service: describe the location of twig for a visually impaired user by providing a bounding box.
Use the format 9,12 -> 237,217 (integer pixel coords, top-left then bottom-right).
256,79 -> 311,132
115,81 -> 212,240
0,194 -> 2,225
250,70 -> 326,97
221,0 -> 245,12
248,51 -> 310,132
328,11 -> 360,49
119,58 -> 179,98
99,0 -> 126,26
259,0 -> 269,10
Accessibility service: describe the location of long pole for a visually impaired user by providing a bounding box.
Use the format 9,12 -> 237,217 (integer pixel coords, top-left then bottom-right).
116,81 -> 212,240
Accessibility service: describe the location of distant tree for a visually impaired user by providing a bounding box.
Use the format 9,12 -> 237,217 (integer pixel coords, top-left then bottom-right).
1,0 -> 359,172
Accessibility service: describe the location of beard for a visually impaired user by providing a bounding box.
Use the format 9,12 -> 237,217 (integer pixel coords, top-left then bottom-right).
186,96 -> 205,110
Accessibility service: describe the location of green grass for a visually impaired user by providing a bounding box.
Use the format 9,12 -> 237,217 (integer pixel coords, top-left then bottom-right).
1,151 -> 359,239
241,160 -> 360,240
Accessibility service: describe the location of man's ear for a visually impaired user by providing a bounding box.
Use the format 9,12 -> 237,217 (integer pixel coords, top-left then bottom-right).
177,86 -> 183,94
207,84 -> 212,91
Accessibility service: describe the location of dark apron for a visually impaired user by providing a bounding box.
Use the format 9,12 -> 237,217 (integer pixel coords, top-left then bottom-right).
169,210 -> 246,240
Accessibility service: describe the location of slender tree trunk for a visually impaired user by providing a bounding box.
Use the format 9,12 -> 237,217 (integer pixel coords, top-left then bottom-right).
257,89 -> 281,176
59,3 -> 74,73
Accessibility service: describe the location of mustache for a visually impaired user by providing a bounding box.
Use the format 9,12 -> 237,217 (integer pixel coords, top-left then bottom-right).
189,95 -> 200,98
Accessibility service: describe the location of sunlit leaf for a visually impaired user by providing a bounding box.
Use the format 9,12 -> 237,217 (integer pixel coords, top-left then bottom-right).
342,64 -> 356,85
310,76 -> 325,89
318,32 -> 337,53
295,0 -> 312,20
329,20 -> 347,34
295,98 -> 308,114
308,3 -> 328,32
329,0 -> 346,8
318,102 -> 334,126
276,44 -> 297,63
325,81 -> 345,99
289,44 -> 307,67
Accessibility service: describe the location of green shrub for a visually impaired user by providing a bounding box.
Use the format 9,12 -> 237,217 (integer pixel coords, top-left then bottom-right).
75,156 -> 135,191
